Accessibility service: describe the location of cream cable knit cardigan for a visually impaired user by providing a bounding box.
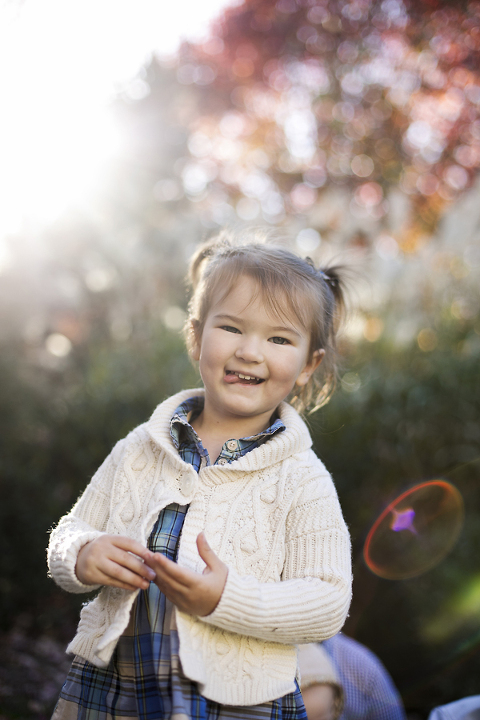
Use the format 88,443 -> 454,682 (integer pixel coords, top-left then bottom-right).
48,388 -> 352,706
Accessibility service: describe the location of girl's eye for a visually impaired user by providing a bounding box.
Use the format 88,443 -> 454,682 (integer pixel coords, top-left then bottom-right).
270,336 -> 290,345
221,325 -> 241,334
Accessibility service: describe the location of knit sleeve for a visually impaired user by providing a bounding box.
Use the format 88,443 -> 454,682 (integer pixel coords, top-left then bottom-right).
202,463 -> 352,644
47,436 -> 128,594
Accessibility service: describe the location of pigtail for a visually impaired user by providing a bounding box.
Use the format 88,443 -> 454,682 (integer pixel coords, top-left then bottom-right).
292,262 -> 349,415
188,227 -> 280,291
187,234 -> 230,291
185,231 -> 236,356
318,265 -> 347,331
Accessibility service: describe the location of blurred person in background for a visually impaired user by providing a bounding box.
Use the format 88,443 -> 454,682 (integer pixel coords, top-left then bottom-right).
298,642 -> 344,720
299,635 -> 406,720
427,696 -> 480,720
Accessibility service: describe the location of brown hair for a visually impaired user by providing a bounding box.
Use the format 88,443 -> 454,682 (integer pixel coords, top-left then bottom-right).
185,229 -> 347,414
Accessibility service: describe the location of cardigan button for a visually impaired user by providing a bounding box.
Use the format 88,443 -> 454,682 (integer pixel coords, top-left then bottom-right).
260,486 -> 276,503
182,475 -> 195,494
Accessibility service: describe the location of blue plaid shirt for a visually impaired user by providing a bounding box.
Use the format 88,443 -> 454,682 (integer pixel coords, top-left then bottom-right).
55,399 -> 309,720
170,396 -> 285,469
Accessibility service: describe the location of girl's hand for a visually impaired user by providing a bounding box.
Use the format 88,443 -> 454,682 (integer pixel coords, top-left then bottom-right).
75,535 -> 157,591
145,532 -> 228,617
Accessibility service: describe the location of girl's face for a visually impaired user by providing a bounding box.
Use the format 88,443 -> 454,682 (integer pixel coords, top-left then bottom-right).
191,275 -> 323,431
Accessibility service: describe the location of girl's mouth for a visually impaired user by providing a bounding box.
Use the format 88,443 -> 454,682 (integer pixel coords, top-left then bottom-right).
224,371 -> 264,385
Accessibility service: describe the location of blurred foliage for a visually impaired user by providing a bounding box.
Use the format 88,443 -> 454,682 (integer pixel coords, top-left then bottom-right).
151,0 -> 480,238
310,311 -> 480,711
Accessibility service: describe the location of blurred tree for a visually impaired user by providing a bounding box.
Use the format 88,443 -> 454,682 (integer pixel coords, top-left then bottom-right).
156,0 -> 480,242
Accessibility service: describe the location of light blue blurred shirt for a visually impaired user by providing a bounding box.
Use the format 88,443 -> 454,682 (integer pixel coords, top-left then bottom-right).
428,696 -> 480,720
322,634 -> 407,720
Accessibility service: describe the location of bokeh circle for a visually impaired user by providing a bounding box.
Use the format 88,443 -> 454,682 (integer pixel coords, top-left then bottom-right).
363,480 -> 464,580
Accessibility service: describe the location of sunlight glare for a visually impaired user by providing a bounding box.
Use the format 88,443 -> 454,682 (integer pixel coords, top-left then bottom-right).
0,0 -> 234,236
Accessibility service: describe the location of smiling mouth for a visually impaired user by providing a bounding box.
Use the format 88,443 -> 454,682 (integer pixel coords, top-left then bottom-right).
225,370 -> 265,385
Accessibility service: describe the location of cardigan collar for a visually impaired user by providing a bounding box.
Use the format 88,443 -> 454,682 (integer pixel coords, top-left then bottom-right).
145,388 -> 313,472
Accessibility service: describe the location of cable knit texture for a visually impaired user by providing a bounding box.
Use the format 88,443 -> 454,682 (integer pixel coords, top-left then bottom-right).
48,388 -> 352,706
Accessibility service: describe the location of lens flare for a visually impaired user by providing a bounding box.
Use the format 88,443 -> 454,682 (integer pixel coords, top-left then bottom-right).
364,480 -> 464,580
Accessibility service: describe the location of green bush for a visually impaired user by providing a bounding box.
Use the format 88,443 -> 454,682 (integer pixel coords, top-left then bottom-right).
311,320 -> 480,712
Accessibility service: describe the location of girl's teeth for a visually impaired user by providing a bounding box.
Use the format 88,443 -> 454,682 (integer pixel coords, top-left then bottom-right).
226,371 -> 262,383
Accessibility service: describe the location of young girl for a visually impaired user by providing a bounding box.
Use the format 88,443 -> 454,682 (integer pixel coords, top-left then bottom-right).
48,230 -> 352,719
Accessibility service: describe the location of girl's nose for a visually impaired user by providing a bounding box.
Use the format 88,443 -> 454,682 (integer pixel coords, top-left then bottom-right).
235,336 -> 264,363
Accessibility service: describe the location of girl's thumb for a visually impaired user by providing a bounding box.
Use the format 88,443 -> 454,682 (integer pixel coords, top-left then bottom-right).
197,531 -> 216,568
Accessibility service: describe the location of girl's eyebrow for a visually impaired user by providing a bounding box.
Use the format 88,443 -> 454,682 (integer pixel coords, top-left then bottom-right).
213,313 -> 302,338
213,313 -> 243,324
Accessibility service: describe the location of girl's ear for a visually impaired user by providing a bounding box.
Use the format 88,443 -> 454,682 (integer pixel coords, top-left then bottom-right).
295,349 -> 325,388
189,320 -> 201,361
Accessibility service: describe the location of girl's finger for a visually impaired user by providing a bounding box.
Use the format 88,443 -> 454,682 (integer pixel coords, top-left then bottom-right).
196,532 -> 220,570
154,569 -> 192,597
102,559 -> 152,590
153,575 -> 198,610
109,547 -> 156,581
197,533 -> 228,583
89,567 -> 141,592
146,553 -> 194,587
103,578 -> 141,592
109,536 -> 153,562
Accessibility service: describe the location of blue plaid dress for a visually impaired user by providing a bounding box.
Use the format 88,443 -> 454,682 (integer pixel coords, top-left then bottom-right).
53,398 -> 307,720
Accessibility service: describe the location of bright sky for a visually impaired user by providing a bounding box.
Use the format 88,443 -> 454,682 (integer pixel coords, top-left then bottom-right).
0,0 -> 234,241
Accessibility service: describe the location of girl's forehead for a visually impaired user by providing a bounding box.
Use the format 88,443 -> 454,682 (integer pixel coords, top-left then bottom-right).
209,275 -> 304,327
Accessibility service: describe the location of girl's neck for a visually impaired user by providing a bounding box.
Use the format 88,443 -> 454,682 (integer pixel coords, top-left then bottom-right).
191,407 -> 276,463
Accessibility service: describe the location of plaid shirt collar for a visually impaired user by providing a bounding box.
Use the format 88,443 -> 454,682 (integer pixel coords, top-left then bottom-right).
170,396 -> 285,470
